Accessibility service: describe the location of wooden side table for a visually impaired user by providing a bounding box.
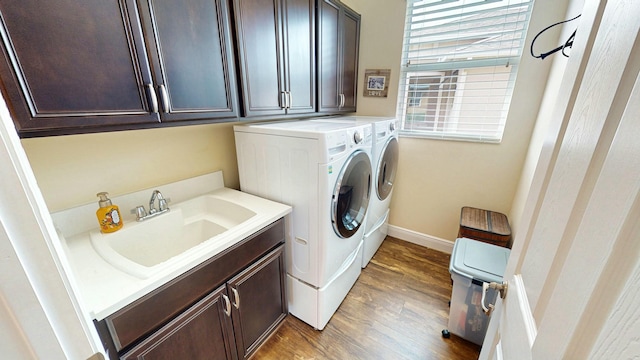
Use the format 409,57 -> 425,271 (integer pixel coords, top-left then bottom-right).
458,206 -> 511,248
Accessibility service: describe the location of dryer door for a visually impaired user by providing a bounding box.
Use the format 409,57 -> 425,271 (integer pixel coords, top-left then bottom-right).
332,150 -> 372,239
376,137 -> 399,201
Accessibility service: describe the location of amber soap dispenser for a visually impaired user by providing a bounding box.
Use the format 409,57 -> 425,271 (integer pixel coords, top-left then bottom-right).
96,192 -> 123,233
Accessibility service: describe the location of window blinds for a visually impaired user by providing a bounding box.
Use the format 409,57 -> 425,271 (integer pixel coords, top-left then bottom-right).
397,0 -> 533,142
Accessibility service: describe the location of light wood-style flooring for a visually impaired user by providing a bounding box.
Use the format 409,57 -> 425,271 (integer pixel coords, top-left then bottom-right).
252,237 -> 481,359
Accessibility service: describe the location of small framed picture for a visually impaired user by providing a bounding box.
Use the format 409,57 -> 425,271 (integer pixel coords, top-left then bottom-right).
363,69 -> 390,97
367,76 -> 385,90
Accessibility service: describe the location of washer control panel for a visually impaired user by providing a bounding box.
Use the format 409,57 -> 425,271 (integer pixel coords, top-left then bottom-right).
353,130 -> 363,144
325,124 -> 371,161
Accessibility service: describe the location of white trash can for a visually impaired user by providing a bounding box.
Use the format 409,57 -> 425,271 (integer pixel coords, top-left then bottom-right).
446,237 -> 510,345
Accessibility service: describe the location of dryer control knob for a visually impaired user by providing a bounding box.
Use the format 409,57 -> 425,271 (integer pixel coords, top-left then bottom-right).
353,130 -> 363,144
389,121 -> 396,132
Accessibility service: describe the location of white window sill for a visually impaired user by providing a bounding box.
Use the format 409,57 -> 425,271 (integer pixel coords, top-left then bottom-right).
398,130 -> 503,144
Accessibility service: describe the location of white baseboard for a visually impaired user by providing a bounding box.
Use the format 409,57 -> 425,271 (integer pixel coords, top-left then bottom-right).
387,225 -> 455,254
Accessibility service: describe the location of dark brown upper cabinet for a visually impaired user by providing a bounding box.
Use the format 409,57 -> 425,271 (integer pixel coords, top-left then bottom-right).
232,0 -> 316,117
317,0 -> 360,113
0,0 -> 238,137
137,0 -> 238,123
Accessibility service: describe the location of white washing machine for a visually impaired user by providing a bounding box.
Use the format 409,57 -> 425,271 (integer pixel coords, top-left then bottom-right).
311,116 -> 399,267
234,119 -> 373,330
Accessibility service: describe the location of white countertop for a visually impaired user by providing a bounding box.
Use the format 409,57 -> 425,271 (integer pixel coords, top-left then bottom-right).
53,172 -> 291,320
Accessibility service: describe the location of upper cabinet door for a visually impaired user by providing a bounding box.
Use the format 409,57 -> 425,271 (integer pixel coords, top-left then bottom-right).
318,0 -> 341,112
0,0 -> 159,136
339,6 -> 359,112
233,0 -> 315,117
282,0 -> 316,114
138,0 -> 238,122
317,0 -> 360,114
233,0 -> 285,117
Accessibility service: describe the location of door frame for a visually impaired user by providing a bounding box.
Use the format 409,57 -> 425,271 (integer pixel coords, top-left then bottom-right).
0,96 -> 100,357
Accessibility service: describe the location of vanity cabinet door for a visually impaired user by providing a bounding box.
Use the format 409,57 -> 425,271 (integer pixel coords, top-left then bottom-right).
229,244 -> 287,359
0,0 -> 159,137
136,0 -> 238,122
121,286 -> 237,360
232,0 -> 315,117
317,0 -> 360,113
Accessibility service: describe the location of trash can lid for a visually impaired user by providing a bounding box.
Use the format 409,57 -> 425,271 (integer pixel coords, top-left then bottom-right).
449,237 -> 511,283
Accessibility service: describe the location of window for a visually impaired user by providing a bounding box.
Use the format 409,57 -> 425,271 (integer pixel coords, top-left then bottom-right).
397,0 -> 534,142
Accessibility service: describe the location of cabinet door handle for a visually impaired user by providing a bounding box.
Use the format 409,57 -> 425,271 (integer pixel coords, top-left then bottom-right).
146,84 -> 158,114
158,84 -> 170,113
146,84 -> 159,115
222,293 -> 231,317
287,91 -> 292,109
231,287 -> 240,309
339,93 -> 345,108
280,91 -> 287,109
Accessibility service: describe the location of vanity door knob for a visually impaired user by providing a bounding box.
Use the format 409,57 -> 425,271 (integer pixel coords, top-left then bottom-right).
222,293 -> 231,317
231,287 -> 240,309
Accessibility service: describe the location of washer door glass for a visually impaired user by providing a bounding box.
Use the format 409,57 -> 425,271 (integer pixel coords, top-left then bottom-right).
377,137 -> 399,201
332,150 -> 372,239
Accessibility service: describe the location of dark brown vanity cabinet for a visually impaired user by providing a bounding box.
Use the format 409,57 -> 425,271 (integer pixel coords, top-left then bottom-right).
228,245 -> 287,359
120,286 -> 237,360
96,219 -> 287,360
232,0 -> 316,117
317,0 -> 360,113
0,0 -> 238,137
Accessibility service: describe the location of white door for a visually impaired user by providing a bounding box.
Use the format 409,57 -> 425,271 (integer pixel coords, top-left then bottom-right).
481,0 -> 640,359
0,103 -> 100,356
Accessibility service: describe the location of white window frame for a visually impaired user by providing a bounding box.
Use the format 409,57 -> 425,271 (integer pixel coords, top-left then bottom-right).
397,0 -> 534,143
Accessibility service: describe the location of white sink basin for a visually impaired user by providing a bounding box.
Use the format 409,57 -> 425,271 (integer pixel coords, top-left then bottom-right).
90,195 -> 257,278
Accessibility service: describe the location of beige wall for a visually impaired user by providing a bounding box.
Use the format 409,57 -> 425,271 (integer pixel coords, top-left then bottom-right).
21,0 -> 564,243
21,122 -> 240,212
342,0 -> 405,118
509,0 -> 583,234
348,0 -> 565,241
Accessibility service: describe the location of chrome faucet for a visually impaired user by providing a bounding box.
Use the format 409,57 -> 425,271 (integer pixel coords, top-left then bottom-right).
149,189 -> 169,214
132,190 -> 170,221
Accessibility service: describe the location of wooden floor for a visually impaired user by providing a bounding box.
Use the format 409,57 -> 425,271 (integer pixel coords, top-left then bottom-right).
252,237 -> 481,359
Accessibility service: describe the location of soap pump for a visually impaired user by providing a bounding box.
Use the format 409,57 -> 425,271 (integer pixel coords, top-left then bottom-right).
96,192 -> 123,233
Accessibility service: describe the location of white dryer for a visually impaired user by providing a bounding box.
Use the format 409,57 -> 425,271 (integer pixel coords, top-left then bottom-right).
234,120 -> 373,330
311,116 -> 399,267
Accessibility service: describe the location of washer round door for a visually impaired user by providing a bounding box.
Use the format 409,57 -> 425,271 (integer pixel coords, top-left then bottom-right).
332,150 -> 372,239
376,137 -> 399,201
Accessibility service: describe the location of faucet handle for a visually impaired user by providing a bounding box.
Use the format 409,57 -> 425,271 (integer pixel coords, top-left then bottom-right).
131,205 -> 147,221
158,197 -> 171,212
